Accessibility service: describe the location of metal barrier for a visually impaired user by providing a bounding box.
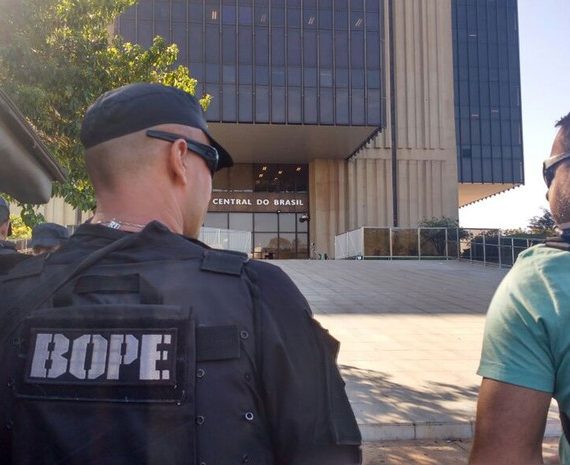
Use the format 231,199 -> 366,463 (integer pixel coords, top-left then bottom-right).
335,227 -> 544,268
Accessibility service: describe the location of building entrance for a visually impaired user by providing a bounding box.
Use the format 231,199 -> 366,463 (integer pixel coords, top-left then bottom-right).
204,212 -> 308,259
205,163 -> 309,259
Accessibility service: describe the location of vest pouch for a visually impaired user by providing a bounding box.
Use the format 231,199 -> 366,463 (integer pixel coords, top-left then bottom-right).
10,304 -> 196,465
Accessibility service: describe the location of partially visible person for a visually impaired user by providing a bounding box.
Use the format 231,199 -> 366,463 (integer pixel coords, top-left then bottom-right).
469,111 -> 570,465
0,197 -> 16,255
30,222 -> 69,255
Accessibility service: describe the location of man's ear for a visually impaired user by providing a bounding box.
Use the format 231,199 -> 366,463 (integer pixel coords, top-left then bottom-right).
168,138 -> 190,185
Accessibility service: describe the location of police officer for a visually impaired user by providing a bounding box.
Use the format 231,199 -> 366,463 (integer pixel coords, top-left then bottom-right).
0,197 -> 16,255
29,222 -> 69,255
0,83 -> 361,465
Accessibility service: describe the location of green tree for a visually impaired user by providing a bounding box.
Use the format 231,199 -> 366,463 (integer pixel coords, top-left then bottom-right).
527,208 -> 556,237
8,215 -> 32,239
418,216 -> 467,256
0,0 -> 209,218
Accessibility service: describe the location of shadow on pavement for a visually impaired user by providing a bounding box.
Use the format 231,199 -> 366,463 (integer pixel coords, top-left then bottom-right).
341,365 -> 479,424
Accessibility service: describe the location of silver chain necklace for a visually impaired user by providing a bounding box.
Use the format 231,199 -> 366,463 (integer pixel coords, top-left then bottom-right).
95,218 -> 147,231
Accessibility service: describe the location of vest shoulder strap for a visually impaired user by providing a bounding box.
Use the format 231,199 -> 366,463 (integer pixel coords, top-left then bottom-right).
1,254 -> 45,282
544,236 -> 570,251
200,249 -> 248,276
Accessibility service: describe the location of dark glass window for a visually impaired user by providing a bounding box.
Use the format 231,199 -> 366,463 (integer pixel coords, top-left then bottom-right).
304,88 -> 318,123
320,88 -> 334,124
271,87 -> 286,123
288,87 -> 302,123
288,67 -> 302,86
255,86 -> 269,122
223,27 -> 236,63
288,8 -> 302,28
239,86 -> 253,121
206,63 -> 219,82
255,6 -> 269,26
222,85 -> 237,121
304,67 -> 317,87
336,89 -> 349,124
335,32 -> 349,67
189,28 -> 203,61
255,29 -> 269,64
320,70 -> 333,87
120,20 -> 136,42
319,31 -> 333,67
138,20 -> 153,48
239,65 -> 253,84
222,5 -> 236,24
351,89 -> 365,125
120,0 -> 384,128
319,9 -> 333,28
271,7 -> 285,26
367,89 -> 381,125
205,26 -> 220,63
271,28 -> 285,66
138,1 -> 153,20
239,6 -> 253,25
304,9 -> 318,28
287,31 -> 302,66
255,66 -> 269,85
189,4 -> 203,23
303,31 -> 317,66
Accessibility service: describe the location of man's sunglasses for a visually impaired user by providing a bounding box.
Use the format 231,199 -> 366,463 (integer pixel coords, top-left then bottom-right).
146,129 -> 219,176
543,152 -> 570,189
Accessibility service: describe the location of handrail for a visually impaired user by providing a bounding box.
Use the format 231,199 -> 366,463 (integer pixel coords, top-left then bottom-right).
334,227 -> 544,267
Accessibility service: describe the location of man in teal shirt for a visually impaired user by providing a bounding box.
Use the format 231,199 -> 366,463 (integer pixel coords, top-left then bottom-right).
470,111 -> 570,465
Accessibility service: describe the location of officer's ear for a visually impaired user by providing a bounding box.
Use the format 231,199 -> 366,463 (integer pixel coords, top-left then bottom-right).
167,138 -> 190,186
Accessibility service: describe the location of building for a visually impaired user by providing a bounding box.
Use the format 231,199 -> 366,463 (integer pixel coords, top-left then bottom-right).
452,0 -> 524,206
44,0 -> 524,258
0,89 -> 65,203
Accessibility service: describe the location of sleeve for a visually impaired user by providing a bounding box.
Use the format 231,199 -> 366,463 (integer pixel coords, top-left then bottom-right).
477,261 -> 556,393
246,263 -> 361,465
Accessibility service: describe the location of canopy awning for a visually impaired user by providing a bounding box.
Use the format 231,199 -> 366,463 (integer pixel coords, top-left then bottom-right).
0,89 -> 66,203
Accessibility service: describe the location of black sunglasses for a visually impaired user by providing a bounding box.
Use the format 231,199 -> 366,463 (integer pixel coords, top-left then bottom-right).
146,129 -> 219,176
543,152 -> 570,189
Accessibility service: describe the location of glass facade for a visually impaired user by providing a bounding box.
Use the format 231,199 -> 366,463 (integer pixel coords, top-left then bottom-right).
452,0 -> 524,184
205,163 -> 309,258
117,0 -> 384,127
213,163 -> 308,192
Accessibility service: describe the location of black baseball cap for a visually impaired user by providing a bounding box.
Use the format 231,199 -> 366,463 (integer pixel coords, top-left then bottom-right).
80,83 -> 233,170
30,223 -> 69,248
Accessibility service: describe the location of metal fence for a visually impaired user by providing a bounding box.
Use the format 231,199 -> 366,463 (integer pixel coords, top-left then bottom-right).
335,227 -> 544,268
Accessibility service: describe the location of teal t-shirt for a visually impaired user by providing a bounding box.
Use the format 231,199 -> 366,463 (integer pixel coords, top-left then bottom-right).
478,244 -> 570,464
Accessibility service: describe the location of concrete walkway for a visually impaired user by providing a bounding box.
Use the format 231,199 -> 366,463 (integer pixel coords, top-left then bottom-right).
274,260 -> 561,445
362,438 -> 560,465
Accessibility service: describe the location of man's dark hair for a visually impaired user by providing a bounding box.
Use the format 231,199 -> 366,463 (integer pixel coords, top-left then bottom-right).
556,112 -> 570,129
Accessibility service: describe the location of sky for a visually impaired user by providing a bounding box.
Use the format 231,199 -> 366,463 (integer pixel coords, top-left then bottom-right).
458,0 -> 570,229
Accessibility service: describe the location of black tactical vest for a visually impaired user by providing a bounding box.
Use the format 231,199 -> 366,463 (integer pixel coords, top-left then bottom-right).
0,223 -> 361,465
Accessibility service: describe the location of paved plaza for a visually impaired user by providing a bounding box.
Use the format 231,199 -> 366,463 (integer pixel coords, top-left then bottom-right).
275,259 -> 561,446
